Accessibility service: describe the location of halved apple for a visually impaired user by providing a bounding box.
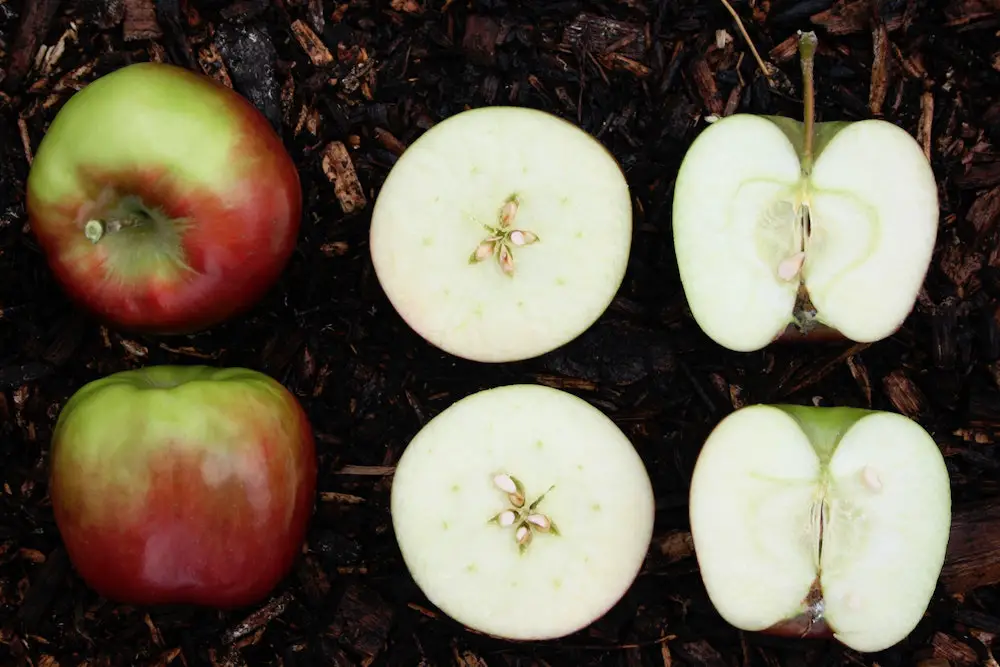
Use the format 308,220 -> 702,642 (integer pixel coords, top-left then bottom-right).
369,106 -> 633,363
688,404 -> 952,653
390,384 -> 655,640
672,32 -> 939,352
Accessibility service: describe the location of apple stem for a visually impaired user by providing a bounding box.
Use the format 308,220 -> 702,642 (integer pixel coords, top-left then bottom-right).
799,31 -> 819,175
84,216 -> 145,244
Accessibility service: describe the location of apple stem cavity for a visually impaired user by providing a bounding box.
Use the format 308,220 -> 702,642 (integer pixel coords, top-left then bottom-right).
468,194 -> 540,277
84,215 -> 147,244
489,473 -> 560,554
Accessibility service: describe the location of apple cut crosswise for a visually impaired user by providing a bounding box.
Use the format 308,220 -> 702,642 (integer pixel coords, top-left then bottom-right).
390,384 -> 655,640
688,404 -> 951,653
672,32 -> 938,352
369,107 -> 633,363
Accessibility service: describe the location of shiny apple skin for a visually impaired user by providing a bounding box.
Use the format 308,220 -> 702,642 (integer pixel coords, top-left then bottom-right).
49,366 -> 317,608
26,62 -> 302,334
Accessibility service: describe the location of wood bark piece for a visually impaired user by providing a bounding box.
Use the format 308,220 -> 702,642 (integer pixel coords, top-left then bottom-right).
290,18 -> 333,67
3,0 -> 62,93
941,497 -> 1000,594
322,141 -> 367,214
462,15 -> 500,67
123,0 -> 162,41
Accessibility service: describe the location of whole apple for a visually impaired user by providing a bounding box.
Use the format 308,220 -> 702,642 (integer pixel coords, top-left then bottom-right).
49,365 -> 317,608
26,62 -> 302,334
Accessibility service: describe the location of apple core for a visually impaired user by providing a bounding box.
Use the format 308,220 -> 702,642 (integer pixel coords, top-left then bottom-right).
390,384 -> 655,640
369,106 -> 633,363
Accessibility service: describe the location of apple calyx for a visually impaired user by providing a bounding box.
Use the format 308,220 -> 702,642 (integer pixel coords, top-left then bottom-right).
468,194 -> 540,276
488,472 -> 560,553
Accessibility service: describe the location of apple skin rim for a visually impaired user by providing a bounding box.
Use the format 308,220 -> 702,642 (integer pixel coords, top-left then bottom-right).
369,106 -> 634,364
688,403 -> 952,654
389,383 -> 656,641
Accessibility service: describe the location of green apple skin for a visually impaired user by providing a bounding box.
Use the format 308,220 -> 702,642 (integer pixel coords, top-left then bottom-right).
26,62 -> 302,334
49,366 -> 317,608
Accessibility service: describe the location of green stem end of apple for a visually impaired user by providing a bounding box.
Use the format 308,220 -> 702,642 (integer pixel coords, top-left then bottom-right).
79,193 -> 193,277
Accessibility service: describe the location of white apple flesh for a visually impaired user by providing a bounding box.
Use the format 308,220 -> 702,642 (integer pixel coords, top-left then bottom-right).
369,107 -> 633,363
672,34 -> 938,352
688,404 -> 952,653
390,384 -> 655,640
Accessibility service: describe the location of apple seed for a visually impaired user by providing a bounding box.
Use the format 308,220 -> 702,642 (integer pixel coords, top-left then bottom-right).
526,513 -> 551,531
496,510 -> 517,527
493,473 -> 519,494
778,252 -> 807,281
861,466 -> 882,492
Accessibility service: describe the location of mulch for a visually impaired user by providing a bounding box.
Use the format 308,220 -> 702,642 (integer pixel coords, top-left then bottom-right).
2,0 -> 1000,665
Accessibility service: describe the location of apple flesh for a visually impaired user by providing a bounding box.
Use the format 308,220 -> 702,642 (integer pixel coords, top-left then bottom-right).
688,404 -> 951,653
369,107 -> 633,363
49,365 -> 317,608
672,37 -> 938,353
26,62 -> 302,334
390,384 -> 655,640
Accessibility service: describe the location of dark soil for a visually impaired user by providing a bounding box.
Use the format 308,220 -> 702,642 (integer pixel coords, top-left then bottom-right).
2,0 -> 1000,665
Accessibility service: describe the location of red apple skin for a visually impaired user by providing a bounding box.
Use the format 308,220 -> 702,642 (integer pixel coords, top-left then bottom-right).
49,366 -> 317,608
26,62 -> 302,334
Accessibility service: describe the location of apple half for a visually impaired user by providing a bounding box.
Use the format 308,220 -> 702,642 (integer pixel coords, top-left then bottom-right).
672,33 -> 939,352
688,404 -> 952,653
369,107 -> 633,363
390,384 -> 655,640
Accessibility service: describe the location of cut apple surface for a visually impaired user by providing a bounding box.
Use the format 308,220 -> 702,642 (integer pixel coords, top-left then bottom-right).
673,114 -> 938,352
672,34 -> 939,353
369,107 -> 633,363
390,384 -> 655,640
688,404 -> 952,653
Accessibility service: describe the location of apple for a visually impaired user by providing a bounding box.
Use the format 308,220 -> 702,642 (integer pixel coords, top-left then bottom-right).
671,32 -> 938,352
49,365 -> 317,608
688,403 -> 952,653
369,106 -> 633,363
26,61 -> 302,334
390,384 -> 655,640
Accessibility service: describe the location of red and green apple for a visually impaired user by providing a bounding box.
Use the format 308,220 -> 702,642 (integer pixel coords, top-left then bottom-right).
688,403 -> 951,653
672,32 -> 938,352
26,62 -> 302,334
49,365 -> 317,608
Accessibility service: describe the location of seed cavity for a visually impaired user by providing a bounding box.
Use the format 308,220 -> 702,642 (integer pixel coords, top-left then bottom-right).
468,194 -> 540,276
487,471 -> 560,554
